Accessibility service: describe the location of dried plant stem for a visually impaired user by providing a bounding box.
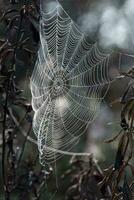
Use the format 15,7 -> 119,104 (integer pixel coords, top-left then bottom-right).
2,79 -> 10,199
111,131 -> 132,199
1,8 -> 24,199
8,107 -> 37,144
17,122 -> 32,167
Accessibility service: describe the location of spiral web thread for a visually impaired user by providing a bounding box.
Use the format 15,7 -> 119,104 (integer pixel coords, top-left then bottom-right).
30,2 -> 112,165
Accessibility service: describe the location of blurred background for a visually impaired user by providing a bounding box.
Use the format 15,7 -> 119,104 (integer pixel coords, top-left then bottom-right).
0,0 -> 134,199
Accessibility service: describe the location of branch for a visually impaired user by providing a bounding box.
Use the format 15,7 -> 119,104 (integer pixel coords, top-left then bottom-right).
2,79 -> 9,198
8,107 -> 37,145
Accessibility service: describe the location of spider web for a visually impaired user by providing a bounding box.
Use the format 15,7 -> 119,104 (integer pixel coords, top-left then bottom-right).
30,2 -> 112,165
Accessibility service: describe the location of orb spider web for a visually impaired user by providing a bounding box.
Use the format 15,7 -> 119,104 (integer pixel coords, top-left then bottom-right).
30,2 -> 112,165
